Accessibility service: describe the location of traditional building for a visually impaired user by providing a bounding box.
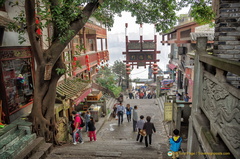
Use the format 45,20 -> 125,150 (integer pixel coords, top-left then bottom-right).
0,2 -> 109,143
123,23 -> 160,86
161,11 -> 214,101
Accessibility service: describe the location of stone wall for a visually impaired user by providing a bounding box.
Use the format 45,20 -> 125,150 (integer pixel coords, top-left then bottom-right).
187,37 -> 240,159
214,0 -> 240,60
213,0 -> 240,88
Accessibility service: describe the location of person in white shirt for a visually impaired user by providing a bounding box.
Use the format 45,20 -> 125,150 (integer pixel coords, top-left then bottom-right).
132,105 -> 138,132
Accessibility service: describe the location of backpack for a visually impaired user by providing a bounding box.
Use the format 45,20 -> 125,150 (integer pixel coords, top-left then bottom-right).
80,116 -> 85,127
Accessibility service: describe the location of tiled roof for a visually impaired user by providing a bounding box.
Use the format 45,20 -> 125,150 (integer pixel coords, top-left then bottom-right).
56,79 -> 91,99
190,32 -> 214,41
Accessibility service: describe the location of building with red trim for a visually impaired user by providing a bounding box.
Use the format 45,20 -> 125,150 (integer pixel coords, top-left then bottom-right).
0,3 -> 109,141
161,13 -> 214,100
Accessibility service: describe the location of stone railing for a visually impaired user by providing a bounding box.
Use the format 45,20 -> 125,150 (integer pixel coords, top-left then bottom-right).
190,37 -> 240,158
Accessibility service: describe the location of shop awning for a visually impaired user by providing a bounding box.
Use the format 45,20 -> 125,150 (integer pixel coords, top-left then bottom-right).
74,88 -> 92,105
168,64 -> 177,70
56,79 -> 92,105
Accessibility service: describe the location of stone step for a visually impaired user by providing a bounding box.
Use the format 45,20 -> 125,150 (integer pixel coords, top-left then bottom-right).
28,142 -> 53,159
1,133 -> 36,159
47,140 -> 165,159
0,126 -> 18,141
0,129 -> 26,154
14,137 -> 45,159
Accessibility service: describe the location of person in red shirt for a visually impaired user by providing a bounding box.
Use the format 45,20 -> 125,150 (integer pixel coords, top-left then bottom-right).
72,110 -> 84,145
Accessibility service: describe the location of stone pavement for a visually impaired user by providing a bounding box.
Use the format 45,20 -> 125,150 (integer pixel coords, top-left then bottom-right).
46,98 -> 171,159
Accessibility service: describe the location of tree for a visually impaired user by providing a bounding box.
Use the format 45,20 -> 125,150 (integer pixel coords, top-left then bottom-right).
111,60 -> 127,87
1,0 -> 215,144
96,67 -> 121,97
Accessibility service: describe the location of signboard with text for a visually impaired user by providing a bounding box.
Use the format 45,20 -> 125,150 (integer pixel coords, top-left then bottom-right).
164,102 -> 173,121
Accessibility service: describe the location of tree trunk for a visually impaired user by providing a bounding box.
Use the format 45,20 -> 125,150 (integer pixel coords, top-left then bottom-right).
29,58 -> 65,144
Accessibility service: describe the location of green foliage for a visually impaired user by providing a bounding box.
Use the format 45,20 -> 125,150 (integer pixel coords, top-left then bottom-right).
96,67 -> 121,97
190,0 -> 215,25
3,0 -> 215,41
111,60 -> 126,78
56,68 -> 66,75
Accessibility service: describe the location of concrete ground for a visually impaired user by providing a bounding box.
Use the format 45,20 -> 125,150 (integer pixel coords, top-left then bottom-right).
46,97 -> 172,159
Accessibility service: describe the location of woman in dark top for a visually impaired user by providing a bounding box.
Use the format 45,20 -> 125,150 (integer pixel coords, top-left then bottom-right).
88,117 -> 97,141
143,116 -> 156,147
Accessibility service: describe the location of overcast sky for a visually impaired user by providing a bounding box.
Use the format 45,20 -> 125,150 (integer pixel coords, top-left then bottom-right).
107,8 -> 189,79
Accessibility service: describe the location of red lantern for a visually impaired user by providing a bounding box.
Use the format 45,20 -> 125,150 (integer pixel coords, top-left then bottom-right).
153,63 -> 158,67
153,67 -> 158,71
35,18 -> 40,24
153,71 -> 158,74
96,68 -> 99,72
73,57 -> 77,61
126,72 -> 131,74
126,64 -> 131,67
126,68 -> 131,71
36,28 -> 42,35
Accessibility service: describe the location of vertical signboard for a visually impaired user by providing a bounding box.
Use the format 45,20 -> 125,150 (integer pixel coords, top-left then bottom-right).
164,102 -> 173,121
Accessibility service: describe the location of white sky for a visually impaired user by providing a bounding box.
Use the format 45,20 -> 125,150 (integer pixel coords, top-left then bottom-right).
107,8 -> 189,79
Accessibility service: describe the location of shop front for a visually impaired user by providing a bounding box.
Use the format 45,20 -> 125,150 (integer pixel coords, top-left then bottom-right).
0,46 -> 34,124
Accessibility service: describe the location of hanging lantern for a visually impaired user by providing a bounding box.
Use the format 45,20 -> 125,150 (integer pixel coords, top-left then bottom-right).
35,18 -> 40,24
126,63 -> 131,75
153,67 -> 158,71
153,63 -> 158,67
96,68 -> 99,73
152,62 -> 158,74
126,67 -> 131,71
73,57 -> 77,61
36,28 -> 42,35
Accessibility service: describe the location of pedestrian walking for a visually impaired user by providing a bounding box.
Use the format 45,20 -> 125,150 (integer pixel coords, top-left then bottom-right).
183,93 -> 190,102
84,111 -> 91,132
169,129 -> 182,159
88,116 -> 97,141
72,111 -> 84,145
176,91 -> 182,100
132,105 -> 138,132
117,93 -> 124,102
143,116 -> 156,147
125,104 -> 133,122
116,102 -> 125,126
136,115 -> 145,142
129,91 -> 134,99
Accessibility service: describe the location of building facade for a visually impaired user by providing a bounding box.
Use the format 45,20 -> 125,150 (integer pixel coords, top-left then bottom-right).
0,1 -> 109,143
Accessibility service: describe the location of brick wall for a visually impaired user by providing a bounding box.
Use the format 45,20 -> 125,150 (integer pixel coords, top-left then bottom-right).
214,0 -> 240,61
214,0 -> 240,88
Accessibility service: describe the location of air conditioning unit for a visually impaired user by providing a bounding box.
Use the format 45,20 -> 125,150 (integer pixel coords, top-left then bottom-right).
178,47 -> 187,55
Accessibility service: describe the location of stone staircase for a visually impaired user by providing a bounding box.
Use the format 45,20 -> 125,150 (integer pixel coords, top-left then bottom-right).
0,119 -> 53,159
46,139 -> 168,159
